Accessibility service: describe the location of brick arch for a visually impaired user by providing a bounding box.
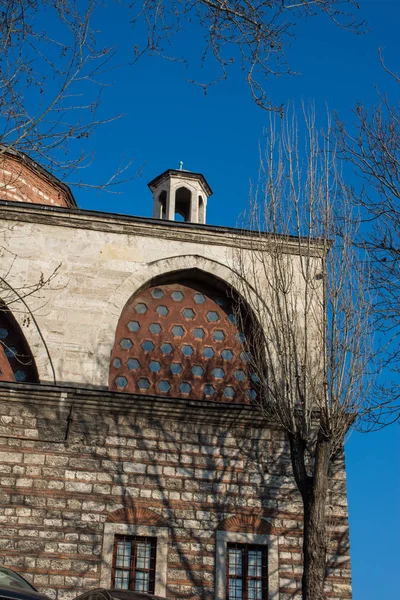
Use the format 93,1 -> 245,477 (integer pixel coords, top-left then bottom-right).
107,505 -> 167,527
94,255 -> 236,387
0,296 -> 55,384
218,513 -> 272,534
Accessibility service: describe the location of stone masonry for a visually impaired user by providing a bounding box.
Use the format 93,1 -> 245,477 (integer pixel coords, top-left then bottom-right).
0,385 -> 351,600
0,165 -> 352,600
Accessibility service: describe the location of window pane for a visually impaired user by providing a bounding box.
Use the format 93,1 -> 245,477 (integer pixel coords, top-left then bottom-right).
135,571 -> 150,592
114,569 -> 130,589
136,541 -> 151,570
228,548 -> 242,576
116,540 -> 131,568
229,578 -> 243,600
227,544 -> 267,600
248,550 -> 262,577
113,536 -> 156,593
248,579 -> 263,600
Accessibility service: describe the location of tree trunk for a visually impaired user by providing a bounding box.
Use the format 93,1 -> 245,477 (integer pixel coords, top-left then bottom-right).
289,432 -> 331,600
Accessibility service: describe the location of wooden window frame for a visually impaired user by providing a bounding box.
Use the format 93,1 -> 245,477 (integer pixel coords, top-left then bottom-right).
226,543 -> 268,600
101,523 -> 168,596
215,531 -> 279,600
111,535 -> 157,593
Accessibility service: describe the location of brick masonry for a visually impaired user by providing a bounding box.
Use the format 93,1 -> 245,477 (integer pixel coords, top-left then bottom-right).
0,386 -> 352,600
0,154 -> 74,207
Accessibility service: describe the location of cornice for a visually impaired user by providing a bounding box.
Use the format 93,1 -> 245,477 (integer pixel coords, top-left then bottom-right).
0,200 -> 327,255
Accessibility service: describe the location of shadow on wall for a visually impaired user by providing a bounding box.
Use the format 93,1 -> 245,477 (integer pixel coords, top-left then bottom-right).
0,270 -> 351,599
0,380 -> 351,599
61,403 -> 288,599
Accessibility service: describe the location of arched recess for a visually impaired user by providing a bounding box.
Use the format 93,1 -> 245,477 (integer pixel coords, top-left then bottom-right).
218,514 -> 272,535
95,254 -> 263,389
0,305 -> 39,383
108,267 -> 262,403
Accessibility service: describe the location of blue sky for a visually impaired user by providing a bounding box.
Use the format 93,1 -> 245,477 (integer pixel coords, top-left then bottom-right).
74,0 -> 400,221
30,1 -> 400,597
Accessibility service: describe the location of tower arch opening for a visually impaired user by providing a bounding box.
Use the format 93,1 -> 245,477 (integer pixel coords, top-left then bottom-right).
174,186 -> 191,222
157,190 -> 167,219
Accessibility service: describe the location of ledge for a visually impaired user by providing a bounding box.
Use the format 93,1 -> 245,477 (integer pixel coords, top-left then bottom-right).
0,381 -> 268,426
0,200 -> 327,254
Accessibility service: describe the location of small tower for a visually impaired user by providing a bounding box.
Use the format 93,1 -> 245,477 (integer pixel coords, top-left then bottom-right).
148,168 -> 212,224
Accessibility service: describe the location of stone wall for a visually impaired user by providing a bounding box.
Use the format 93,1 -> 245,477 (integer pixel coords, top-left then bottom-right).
0,202 -> 323,390
0,202 -> 351,599
0,385 -> 351,600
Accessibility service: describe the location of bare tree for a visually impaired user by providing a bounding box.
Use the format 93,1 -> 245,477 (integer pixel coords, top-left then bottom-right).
336,51 -> 400,420
0,1 -> 363,186
233,108 -> 373,599
133,0 -> 364,112
0,0 -> 139,191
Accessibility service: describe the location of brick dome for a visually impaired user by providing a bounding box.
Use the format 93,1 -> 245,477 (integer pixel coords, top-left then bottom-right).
0,148 -> 76,208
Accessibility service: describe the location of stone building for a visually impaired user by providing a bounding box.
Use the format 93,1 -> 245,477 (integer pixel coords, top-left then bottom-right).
0,149 -> 351,600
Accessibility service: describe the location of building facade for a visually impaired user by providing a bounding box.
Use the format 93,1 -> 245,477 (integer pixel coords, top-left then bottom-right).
0,152 -> 352,600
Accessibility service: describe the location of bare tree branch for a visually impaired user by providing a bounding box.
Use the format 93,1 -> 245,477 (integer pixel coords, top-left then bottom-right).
130,0 -> 364,112
0,0 -> 136,190
232,106 -> 374,599
336,49 -> 400,419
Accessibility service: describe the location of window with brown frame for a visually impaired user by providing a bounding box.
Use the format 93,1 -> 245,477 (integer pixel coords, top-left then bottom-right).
226,543 -> 268,600
111,535 -> 157,593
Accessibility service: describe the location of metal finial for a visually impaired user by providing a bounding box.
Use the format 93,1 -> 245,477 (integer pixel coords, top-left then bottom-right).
179,161 -> 183,170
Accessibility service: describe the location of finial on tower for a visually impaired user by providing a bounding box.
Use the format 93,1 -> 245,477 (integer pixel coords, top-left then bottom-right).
148,168 -> 212,224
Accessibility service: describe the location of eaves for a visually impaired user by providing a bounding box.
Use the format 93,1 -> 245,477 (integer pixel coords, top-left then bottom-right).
0,200 -> 329,256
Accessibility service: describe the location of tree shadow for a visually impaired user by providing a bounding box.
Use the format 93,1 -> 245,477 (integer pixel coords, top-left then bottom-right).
0,381 -> 352,600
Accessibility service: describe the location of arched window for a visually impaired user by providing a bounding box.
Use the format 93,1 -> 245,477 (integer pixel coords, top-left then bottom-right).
109,279 -> 257,402
0,308 -> 38,383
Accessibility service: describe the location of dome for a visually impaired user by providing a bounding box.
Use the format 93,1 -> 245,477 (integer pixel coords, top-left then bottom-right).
0,147 -> 76,208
